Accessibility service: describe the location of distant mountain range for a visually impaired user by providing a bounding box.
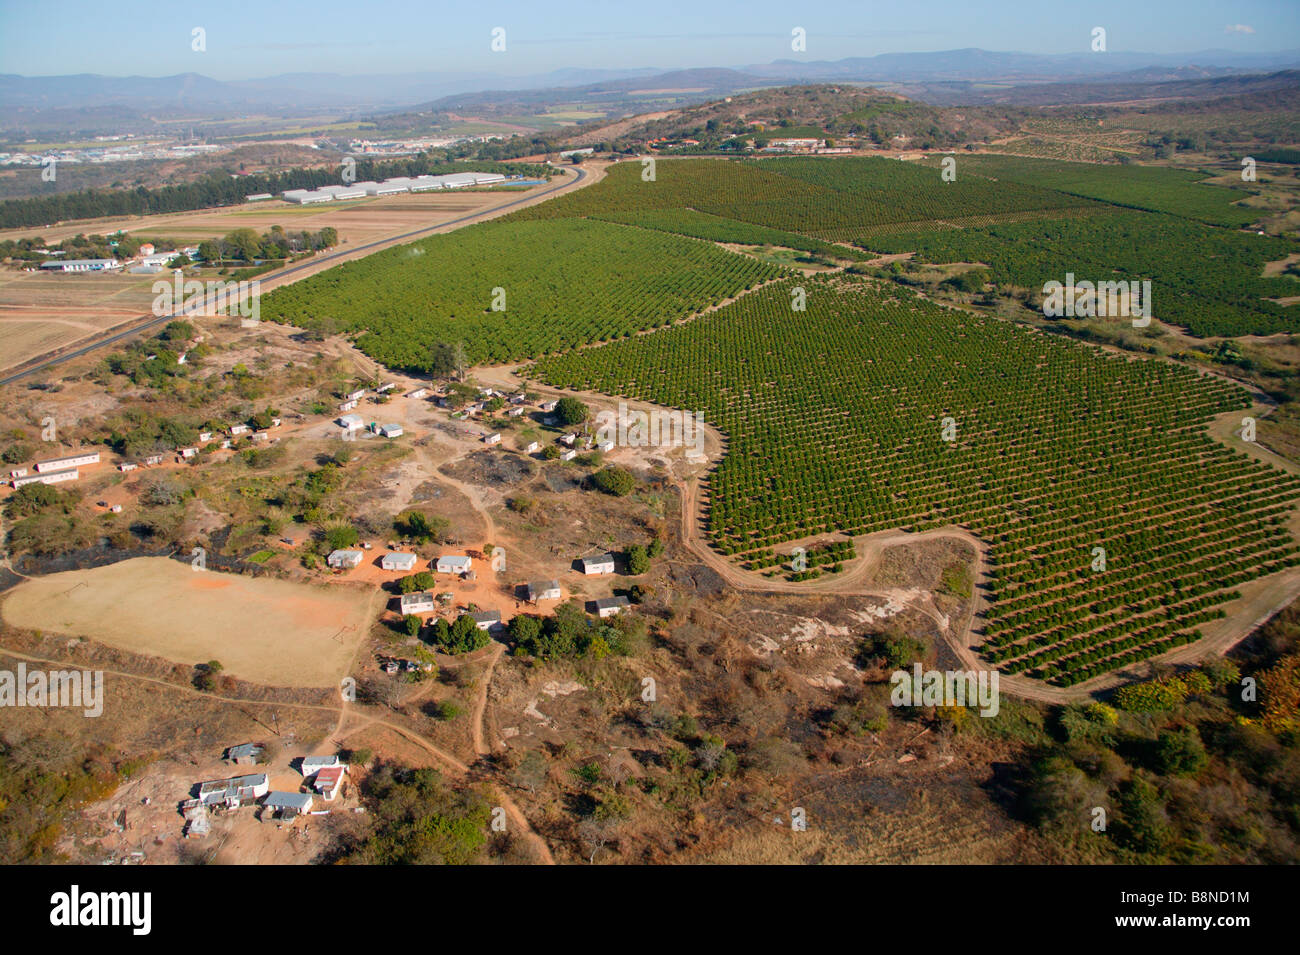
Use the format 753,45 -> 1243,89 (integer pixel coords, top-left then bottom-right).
4,48 -> 1298,115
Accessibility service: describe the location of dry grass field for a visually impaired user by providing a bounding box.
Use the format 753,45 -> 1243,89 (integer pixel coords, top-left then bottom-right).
1,556 -> 374,686
0,189 -> 523,248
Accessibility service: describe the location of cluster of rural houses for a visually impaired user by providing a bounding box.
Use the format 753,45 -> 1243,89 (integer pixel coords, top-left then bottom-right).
35,241 -> 202,275
180,746 -> 349,835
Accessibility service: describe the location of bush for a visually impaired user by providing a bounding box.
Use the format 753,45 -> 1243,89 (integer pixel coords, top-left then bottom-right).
626,544 -> 650,575
325,524 -> 360,551
399,571 -> 435,594
592,466 -> 635,497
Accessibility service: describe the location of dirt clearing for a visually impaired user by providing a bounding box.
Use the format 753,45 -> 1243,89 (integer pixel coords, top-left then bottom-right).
2,556 -> 372,686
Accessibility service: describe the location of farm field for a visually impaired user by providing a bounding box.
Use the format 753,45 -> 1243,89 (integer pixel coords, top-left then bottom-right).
0,556 -> 373,686
532,276 -> 1300,686
863,207 -> 1300,337
946,153 -> 1259,226
261,215 -> 783,367
0,187 -> 541,249
513,156 -> 1096,243
0,173 -> 590,373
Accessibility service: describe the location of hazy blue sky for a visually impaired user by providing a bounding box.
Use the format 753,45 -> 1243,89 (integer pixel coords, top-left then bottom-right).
1,0 -> 1296,79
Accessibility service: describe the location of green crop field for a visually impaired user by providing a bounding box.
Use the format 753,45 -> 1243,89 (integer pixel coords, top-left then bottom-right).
260,216 -> 784,368
513,157 -> 1094,243
944,154 -> 1259,227
863,208 -> 1300,338
533,276 -> 1300,686
590,208 -> 868,260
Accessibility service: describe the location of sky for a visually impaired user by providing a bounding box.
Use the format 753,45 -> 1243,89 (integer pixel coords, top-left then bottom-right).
1,0 -> 1297,79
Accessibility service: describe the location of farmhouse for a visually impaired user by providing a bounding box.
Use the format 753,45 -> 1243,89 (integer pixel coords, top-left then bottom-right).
327,549 -> 364,569
539,400 -> 559,412
527,579 -> 562,602
525,441 -> 541,454
262,791 -> 313,819
595,595 -> 631,618
381,552 -> 418,572
338,399 -> 359,412
435,554 -> 472,575
399,591 -> 436,614
197,773 -> 269,808
313,766 -> 346,800
484,433 -> 502,445
560,449 -> 578,461
581,554 -> 616,575
378,424 -> 404,438
35,451 -> 100,472
336,413 -> 364,431
469,609 -> 502,631
301,754 -> 344,777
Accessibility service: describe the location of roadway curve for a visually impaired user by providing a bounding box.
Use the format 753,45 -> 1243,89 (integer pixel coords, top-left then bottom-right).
0,167 -> 589,387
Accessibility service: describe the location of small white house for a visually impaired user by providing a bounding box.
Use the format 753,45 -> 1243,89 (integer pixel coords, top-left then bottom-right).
337,413 -> 364,431
338,399 -> 359,412
598,441 -> 615,453
595,595 -> 631,618
400,591 -> 436,614
313,766 -> 346,800
230,424 -> 250,436
198,431 -> 213,442
527,580 -> 562,602
379,424 -> 403,438
539,400 -> 558,412
118,463 -> 136,472
560,433 -> 577,446
581,553 -> 616,575
144,454 -> 164,466
301,755 -> 345,777
263,791 -> 313,818
327,549 -> 364,569
469,610 -> 501,631
382,552 -> 418,572
406,388 -> 428,400
560,449 -> 577,462
435,554 -> 473,575
524,441 -> 541,454
345,389 -> 366,402
484,433 -> 501,446
179,447 -> 198,459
